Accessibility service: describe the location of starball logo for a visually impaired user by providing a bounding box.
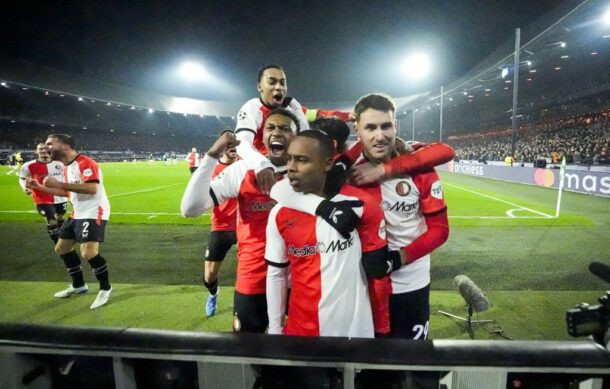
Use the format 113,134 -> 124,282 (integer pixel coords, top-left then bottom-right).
288,237 -> 354,257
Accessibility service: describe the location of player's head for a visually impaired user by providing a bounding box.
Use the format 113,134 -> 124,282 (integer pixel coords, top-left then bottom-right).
287,130 -> 334,195
46,134 -> 76,160
191,147 -> 197,153
257,64 -> 287,108
354,93 -> 397,163
220,130 -> 238,160
310,118 -> 350,154
35,142 -> 51,162
263,108 -> 299,166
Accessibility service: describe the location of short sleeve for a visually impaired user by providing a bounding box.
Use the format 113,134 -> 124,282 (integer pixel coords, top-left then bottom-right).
413,170 -> 447,215
265,205 -> 288,266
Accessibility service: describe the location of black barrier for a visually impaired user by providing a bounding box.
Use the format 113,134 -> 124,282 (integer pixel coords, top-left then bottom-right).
1,323 -> 609,388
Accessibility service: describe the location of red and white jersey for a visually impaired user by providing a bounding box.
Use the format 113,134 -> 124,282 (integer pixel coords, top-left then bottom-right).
20,159 -> 67,205
64,155 -> 110,221
353,156 -> 446,294
266,184 -> 387,338
235,97 -> 309,155
186,152 -> 200,168
210,161 -> 237,231
210,159 -> 286,294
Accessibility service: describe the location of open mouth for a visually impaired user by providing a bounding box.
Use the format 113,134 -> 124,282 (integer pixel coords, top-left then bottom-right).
269,141 -> 285,157
272,94 -> 284,104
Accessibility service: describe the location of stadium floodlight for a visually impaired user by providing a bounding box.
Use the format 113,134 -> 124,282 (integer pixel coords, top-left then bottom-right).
402,52 -> 431,80
1,82 -> 7,87
559,41 -> 566,48
603,7 -> 610,25
179,61 -> 209,82
148,108 -> 154,113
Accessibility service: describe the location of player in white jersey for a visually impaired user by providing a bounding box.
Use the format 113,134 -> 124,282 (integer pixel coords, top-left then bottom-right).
19,142 -> 67,244
27,134 -> 113,309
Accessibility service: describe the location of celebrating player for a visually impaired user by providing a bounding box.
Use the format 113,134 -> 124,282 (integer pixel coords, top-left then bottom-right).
202,131 -> 239,317
27,134 -> 113,310
19,142 -> 67,244
186,147 -> 200,174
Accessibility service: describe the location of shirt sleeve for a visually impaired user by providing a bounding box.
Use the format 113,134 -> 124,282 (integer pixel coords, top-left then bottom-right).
180,154 -> 220,217
208,160 -> 248,205
265,205 -> 289,335
385,143 -> 455,178
80,158 -> 100,183
413,170 -> 447,215
18,162 -> 31,191
287,98 -> 310,132
356,194 -> 387,253
269,179 -> 323,215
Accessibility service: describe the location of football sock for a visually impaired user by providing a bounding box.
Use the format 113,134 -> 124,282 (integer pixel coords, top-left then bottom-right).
89,254 -> 111,291
60,251 -> 85,288
203,278 -> 218,296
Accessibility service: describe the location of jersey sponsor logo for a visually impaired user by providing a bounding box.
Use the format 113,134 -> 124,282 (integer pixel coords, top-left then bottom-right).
248,200 -> 277,212
431,181 -> 443,200
287,236 -> 354,257
83,168 -> 93,177
395,181 -> 412,196
382,200 -> 418,214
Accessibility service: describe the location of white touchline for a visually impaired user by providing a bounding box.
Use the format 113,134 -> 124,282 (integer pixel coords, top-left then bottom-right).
108,183 -> 183,198
0,210 -> 210,216
444,182 -> 554,218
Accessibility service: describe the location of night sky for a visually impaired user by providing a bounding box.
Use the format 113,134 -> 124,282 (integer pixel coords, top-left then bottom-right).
2,0 -> 561,104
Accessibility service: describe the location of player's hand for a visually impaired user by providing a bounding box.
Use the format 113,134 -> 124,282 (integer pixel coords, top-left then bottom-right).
208,132 -> 240,159
43,176 -> 60,188
347,112 -> 356,122
25,178 -> 41,190
349,162 -> 385,186
315,199 -> 363,239
256,167 -> 276,194
24,188 -> 32,195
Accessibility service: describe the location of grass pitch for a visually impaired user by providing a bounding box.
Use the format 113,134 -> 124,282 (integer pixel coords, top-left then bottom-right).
1,161 -> 608,340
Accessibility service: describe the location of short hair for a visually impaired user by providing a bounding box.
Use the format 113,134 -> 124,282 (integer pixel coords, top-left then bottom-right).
310,118 -> 350,153
296,130 -> 335,160
48,134 -> 75,149
267,108 -> 301,133
257,64 -> 284,83
354,93 -> 396,121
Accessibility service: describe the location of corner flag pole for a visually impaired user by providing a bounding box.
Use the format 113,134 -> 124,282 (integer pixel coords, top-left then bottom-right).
555,156 -> 566,218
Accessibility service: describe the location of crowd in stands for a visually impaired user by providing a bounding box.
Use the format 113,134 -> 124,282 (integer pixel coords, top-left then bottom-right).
449,111 -> 610,165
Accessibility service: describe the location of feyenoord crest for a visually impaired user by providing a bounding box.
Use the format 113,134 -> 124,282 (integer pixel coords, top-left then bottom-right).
395,181 -> 411,196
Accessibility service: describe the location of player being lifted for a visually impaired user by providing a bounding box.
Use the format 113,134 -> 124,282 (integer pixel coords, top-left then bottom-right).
271,94 -> 450,340
19,142 -> 67,245
182,109 -> 361,332
202,131 -> 239,317
234,64 -> 353,194
27,134 -> 113,310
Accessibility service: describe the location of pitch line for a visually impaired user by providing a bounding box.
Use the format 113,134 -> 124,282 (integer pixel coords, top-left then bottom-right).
0,210 -> 210,216
108,183 -> 183,198
443,182 -> 554,218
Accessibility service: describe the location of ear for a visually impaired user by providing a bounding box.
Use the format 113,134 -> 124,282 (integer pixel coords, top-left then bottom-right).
323,157 -> 334,173
256,82 -> 262,93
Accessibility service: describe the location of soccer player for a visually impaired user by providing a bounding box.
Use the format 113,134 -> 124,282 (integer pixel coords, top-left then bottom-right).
266,130 -> 401,338
186,147 -> 200,174
181,109 -> 359,333
26,134 -> 113,310
19,142 -> 67,244
270,94 -> 450,340
202,132 -> 239,317
234,64 -> 353,194
6,151 -> 23,175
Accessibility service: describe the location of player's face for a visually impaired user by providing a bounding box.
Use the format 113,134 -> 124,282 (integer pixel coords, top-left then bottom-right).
263,113 -> 295,166
257,68 -> 287,108
356,108 -> 397,163
287,137 -> 333,195
45,137 -> 66,161
225,147 -> 238,160
36,144 -> 51,161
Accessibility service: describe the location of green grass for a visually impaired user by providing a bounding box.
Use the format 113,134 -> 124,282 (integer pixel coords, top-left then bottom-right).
1,161 -> 609,340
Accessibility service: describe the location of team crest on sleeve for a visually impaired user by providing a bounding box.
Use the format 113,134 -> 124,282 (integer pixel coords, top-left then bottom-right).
83,168 -> 93,177
431,181 -> 443,199
395,181 -> 412,196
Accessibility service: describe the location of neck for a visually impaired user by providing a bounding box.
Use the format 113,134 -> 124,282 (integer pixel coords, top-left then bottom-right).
64,150 -> 78,164
220,154 -> 237,164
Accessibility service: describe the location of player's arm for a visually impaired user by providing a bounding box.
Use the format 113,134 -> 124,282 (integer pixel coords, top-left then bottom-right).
356,194 -> 403,278
265,206 -> 289,335
181,133 -> 241,217
400,171 -> 449,264
303,107 -> 355,123
26,178 -> 69,197
349,142 -> 455,186
18,164 -> 31,194
270,179 -> 363,239
43,177 -> 97,195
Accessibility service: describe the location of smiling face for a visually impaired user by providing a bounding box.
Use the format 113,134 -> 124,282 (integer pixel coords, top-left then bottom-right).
263,112 -> 295,166
257,67 -> 287,108
45,137 -> 68,161
287,136 -> 333,195
355,108 -> 397,164
36,143 -> 51,162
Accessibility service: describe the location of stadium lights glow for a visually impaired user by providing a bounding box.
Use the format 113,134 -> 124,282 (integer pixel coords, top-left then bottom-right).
78,97 -> 84,101
484,88 -> 491,92
591,52 -> 598,55
530,69 -> 537,73
603,8 -> 610,25
59,94 -> 65,97
106,102 -> 112,106
179,61 -> 209,82
559,42 -> 566,48
561,55 -> 569,59
21,87 -> 28,90
1,82 -> 7,87
555,66 -> 561,70
148,108 -> 154,113
130,106 -> 136,110
83,127 -> 87,130
402,52 -> 432,80
45,91 -> 49,95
